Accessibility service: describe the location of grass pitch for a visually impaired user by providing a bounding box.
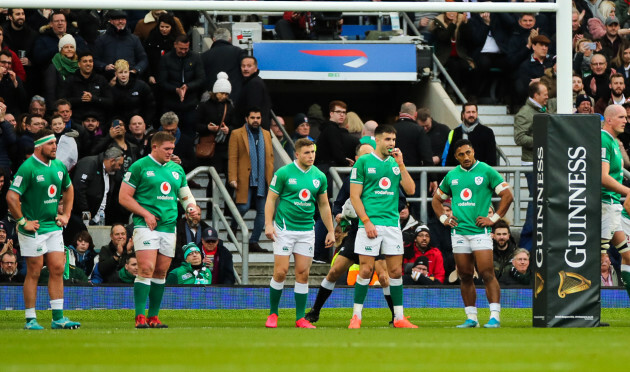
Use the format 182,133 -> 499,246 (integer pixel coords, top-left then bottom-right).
1,308 -> 629,371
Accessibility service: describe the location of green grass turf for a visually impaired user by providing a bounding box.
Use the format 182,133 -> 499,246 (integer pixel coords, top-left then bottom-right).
1,308 -> 629,371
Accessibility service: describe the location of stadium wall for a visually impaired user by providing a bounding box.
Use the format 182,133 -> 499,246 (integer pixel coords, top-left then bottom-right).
1,286 -> 628,310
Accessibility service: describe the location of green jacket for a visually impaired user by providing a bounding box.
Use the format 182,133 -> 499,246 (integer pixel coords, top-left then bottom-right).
166,262 -> 212,285
513,97 -> 557,162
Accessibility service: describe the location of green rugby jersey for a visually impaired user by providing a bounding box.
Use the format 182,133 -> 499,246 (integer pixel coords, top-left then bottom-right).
123,155 -> 188,233
269,161 -> 327,231
9,156 -> 71,236
602,129 -> 623,205
350,152 -> 401,227
439,161 -> 504,235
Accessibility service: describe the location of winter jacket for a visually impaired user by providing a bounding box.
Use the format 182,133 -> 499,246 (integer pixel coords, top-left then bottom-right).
94,25 -> 148,75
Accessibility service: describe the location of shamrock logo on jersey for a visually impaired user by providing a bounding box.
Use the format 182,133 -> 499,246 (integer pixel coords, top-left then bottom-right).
172,172 -> 180,180
313,179 -> 320,188
160,182 -> 172,195
47,184 -> 57,198
298,189 -> 311,201
57,171 -> 63,180
475,176 -> 483,185
460,188 -> 472,201
392,167 -> 400,175
379,177 -> 391,190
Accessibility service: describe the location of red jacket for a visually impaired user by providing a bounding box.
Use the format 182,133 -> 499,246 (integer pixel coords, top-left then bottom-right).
403,245 -> 445,283
2,46 -> 26,81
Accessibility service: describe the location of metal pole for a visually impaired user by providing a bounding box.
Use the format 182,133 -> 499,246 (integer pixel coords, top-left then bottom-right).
420,170 -> 428,223
556,1 -> 572,114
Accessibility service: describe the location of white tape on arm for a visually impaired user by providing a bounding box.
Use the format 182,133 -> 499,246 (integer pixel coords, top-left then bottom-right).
490,213 -> 501,223
178,186 -> 196,210
437,188 -> 448,200
494,182 -> 510,194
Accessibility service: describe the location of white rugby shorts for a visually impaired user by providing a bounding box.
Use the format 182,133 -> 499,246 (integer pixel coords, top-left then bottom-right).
354,225 -> 403,257
133,228 -> 177,257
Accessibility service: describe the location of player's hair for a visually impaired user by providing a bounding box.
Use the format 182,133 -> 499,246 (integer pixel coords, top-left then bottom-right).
492,219 -> 511,233
114,59 -> 129,71
241,55 -> 258,66
294,138 -> 314,152
452,138 -> 473,153
34,128 -> 54,141
329,100 -> 347,112
374,124 -> 396,136
55,98 -> 71,110
74,230 -> 94,250
246,106 -> 262,117
461,102 -> 477,115
151,131 -> 176,146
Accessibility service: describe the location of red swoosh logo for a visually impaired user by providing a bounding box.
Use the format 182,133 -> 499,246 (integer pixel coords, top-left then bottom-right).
300,49 -> 368,68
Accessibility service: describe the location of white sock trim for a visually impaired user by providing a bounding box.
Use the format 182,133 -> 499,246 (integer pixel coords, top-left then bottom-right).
294,282 -> 309,294
393,305 -> 404,320
621,264 -> 630,273
270,278 -> 285,290
489,303 -> 501,312
389,277 -> 402,286
352,304 -> 363,319
151,278 -> 166,285
465,306 -> 478,321
50,299 -> 63,310
25,308 -> 36,319
382,286 -> 391,296
135,276 -> 151,286
321,278 -> 336,290
356,276 -> 371,286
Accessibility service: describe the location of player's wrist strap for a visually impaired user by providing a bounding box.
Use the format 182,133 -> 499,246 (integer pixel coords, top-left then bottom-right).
17,217 -> 26,226
490,213 -> 501,223
360,216 -> 370,224
439,214 -> 448,224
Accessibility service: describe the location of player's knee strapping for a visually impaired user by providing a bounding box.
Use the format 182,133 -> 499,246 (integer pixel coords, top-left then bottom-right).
616,240 -> 630,254
601,239 -> 611,255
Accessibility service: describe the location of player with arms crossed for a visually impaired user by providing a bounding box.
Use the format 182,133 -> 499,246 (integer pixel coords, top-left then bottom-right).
264,139 -> 335,328
119,131 -> 199,328
432,139 -> 513,328
349,125 -> 417,329
7,129 -> 79,330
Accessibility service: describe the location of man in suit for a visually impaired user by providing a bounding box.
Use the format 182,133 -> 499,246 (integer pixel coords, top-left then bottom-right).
228,106 -> 274,252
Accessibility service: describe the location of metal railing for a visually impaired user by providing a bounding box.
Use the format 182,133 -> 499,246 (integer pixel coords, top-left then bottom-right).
187,166 -> 249,284
330,165 -> 531,225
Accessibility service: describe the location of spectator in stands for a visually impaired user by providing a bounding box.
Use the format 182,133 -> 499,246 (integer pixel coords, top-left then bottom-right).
32,12 -> 86,69
595,73 -> 630,113
443,103 -> 497,166
583,53 -> 614,103
94,10 -> 148,80
514,82 -> 554,252
0,251 -> 23,283
201,28 -> 246,103
573,74 -> 587,104
159,111 -> 196,173
74,9 -> 110,48
275,11 -> 312,40
125,115 -> 152,157
3,9 -> 37,74
0,220 -> 14,256
575,93 -> 595,114
166,243 -> 212,285
110,59 -> 155,124
105,254 -> 138,284
171,205 -> 210,271
491,220 -> 517,279
610,43 -> 630,96
95,224 -> 133,282
199,226 -> 236,285
315,100 -> 359,178
292,113 -> 315,142
59,51 -> 113,124
506,13 -> 546,72
15,114 -> 45,167
540,62 -> 557,98
361,120 -> 377,138
402,225 -> 445,284
72,147 -> 124,225
0,171 -> 8,222
26,9 -> 52,35
306,103 -> 326,140
67,230 -> 97,278
399,202 -> 419,246
80,113 -> 105,157
92,118 -> 138,172
499,248 -> 531,286
417,107 -> 450,166
228,107 -> 274,253
515,35 -> 555,105
50,113 -> 79,171
28,95 -> 46,117
0,50 -> 26,114
271,116 -> 294,156
573,37 -> 595,78
0,101 -> 17,175
159,34 -> 205,135
143,13 -> 183,87
601,253 -> 620,286
598,16 -> 624,63
402,256 -> 439,285
195,72 -> 234,177
234,56 -> 272,130
344,111 -> 363,140
134,10 -> 185,43
0,25 -> 26,82
430,9 -> 474,97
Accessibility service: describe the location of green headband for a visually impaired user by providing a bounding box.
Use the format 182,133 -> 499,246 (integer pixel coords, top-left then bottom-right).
34,134 -> 56,147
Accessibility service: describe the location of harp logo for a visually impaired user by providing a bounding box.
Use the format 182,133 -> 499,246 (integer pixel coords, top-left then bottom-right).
557,271 -> 591,298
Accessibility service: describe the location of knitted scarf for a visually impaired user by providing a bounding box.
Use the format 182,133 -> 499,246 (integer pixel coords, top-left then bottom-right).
461,119 -> 479,139
246,125 -> 266,197
51,53 -> 78,80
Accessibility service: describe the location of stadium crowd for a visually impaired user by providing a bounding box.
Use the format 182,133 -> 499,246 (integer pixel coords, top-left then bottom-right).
0,2 -> 624,292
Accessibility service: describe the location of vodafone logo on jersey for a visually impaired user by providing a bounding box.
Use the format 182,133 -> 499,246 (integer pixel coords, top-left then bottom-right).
160,182 -> 172,195
460,188 -> 473,201
47,184 -> 57,198
379,177 -> 391,190
298,188 -> 311,201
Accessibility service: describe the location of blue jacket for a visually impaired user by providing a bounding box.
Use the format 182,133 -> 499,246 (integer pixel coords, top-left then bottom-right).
94,25 -> 148,74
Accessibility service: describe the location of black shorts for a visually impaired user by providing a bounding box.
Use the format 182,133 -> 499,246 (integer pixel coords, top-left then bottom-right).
337,230 -> 385,264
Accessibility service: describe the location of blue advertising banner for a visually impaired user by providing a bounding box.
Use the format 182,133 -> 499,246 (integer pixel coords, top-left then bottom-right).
254,42 -> 417,81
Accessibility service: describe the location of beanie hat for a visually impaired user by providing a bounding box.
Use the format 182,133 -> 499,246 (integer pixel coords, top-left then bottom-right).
183,242 -> 201,260
58,34 -> 76,52
213,72 -> 232,94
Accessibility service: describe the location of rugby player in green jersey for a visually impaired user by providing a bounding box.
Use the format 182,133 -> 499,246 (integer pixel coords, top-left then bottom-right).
432,139 -> 513,328
7,129 -> 79,330
264,139 -> 335,328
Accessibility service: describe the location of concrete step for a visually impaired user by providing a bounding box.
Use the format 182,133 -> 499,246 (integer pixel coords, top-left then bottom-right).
462,105 -> 507,115
478,115 -> 514,125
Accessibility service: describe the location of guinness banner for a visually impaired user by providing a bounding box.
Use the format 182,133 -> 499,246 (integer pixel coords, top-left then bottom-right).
532,114 -> 601,327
